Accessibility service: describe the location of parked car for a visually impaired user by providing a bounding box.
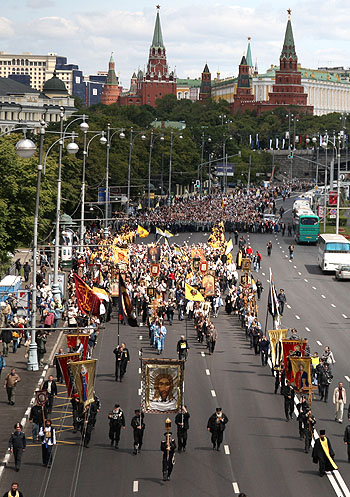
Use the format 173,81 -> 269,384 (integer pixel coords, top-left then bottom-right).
335,265 -> 350,280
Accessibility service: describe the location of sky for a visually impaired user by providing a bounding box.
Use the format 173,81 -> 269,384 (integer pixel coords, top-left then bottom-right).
1,0 -> 350,88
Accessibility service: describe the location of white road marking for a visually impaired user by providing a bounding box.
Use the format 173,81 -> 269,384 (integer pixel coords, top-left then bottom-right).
286,304 -> 291,309
333,470 -> 350,497
139,335 -> 143,340
327,472 -> 344,497
266,279 -> 270,283
321,295 -> 326,299
305,327 -> 310,332
133,480 -> 139,492
206,369 -> 210,376
317,341 -> 323,346
138,389 -> 142,396
312,286 -> 317,290
298,272 -> 302,276
331,304 -> 336,308
295,315 -> 300,320
211,390 -> 216,397
343,314 -> 348,319
293,265 -> 297,269
232,482 -> 240,494
345,376 -> 350,382
224,444 -> 230,455
138,368 -> 141,374
282,250 -> 285,253
304,278 -> 308,282
289,259 -> 292,263
201,351 -> 205,357
262,272 -> 265,276
285,255 -> 288,258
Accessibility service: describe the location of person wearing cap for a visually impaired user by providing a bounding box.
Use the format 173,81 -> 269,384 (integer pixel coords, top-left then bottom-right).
8,423 -> 26,472
160,432 -> 176,481
131,409 -> 145,455
207,408 -> 229,451
312,429 -> 337,476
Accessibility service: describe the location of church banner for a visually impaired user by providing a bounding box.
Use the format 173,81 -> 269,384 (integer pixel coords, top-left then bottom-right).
289,357 -> 312,393
282,339 -> 307,382
141,358 -> 184,414
268,329 -> 288,368
73,273 -> 100,316
57,353 -> 80,396
68,359 -> 97,408
66,334 -> 90,360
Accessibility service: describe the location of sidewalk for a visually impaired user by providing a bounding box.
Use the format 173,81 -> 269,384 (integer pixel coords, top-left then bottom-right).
0,328 -> 63,477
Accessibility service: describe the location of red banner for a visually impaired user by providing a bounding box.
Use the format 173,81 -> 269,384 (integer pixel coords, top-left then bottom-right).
282,339 -> 306,382
56,353 -> 80,396
66,334 -> 90,360
73,273 -> 100,316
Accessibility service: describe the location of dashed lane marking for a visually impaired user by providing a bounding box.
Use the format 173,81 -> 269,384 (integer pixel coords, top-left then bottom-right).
201,351 -> 205,357
293,265 -> 297,269
345,376 -> 350,382
305,327 -> 310,332
133,481 -> 139,493
321,295 -> 326,299
286,304 -> 291,309
312,286 -> 317,290
232,482 -> 240,494
298,272 -> 302,276
304,279 -> 308,282
295,315 -> 300,320
262,272 -> 265,276
206,369 -> 210,376
343,314 -> 348,319
211,390 -> 216,397
331,304 -> 336,308
317,341 -> 323,346
139,335 -> 143,340
138,368 -> 141,374
138,389 -> 142,396
224,445 -> 230,455
285,255 -> 288,258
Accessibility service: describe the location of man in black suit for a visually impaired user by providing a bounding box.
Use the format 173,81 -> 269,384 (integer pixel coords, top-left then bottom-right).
42,375 -> 57,414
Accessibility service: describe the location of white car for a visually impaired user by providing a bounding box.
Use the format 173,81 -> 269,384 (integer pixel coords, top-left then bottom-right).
335,265 -> 350,280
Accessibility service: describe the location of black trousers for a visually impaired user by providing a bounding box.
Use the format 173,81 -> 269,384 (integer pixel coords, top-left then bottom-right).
211,430 -> 223,448
13,448 -> 23,470
109,424 -> 122,445
133,429 -> 144,449
47,393 -> 54,413
177,428 -> 188,450
347,444 -> 350,462
284,400 -> 293,419
320,384 -> 329,401
162,452 -> 174,477
42,444 -> 53,466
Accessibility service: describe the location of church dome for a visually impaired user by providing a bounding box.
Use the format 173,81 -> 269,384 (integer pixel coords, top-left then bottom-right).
43,71 -> 68,96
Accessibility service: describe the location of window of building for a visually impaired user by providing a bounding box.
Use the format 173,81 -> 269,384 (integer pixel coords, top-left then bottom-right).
93,88 -> 97,95
12,59 -> 15,65
75,76 -> 80,84
34,62 -> 37,66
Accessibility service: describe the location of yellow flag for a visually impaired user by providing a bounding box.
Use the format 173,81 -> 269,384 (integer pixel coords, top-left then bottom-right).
185,283 -> 204,302
225,239 -> 233,255
137,225 -> 149,238
113,246 -> 129,264
164,229 -> 174,238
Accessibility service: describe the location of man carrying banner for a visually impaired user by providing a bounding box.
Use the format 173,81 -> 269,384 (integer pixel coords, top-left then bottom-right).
175,406 -> 190,453
113,343 -> 130,382
161,431 -> 176,481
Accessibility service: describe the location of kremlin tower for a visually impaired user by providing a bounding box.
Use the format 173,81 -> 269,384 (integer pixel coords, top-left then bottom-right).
100,53 -> 121,105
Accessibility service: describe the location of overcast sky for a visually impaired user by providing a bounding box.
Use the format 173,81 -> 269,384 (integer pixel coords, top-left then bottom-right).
1,0 -> 349,87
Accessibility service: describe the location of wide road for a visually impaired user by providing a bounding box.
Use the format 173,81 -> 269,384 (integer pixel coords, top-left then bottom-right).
1,206 -> 350,497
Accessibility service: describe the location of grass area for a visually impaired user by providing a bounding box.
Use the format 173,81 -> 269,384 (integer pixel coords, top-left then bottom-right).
322,224 -> 350,236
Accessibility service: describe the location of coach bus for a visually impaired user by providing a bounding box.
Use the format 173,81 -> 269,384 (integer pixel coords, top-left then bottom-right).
294,211 -> 320,244
318,234 -> 350,272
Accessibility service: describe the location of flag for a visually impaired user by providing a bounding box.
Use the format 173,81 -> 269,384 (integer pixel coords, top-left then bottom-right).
249,134 -> 254,149
92,286 -> 110,303
156,227 -> 165,237
73,273 -> 100,316
267,268 -> 280,318
138,202 -> 142,210
268,329 -> 288,368
137,225 -> 149,238
225,239 -> 233,255
164,229 -> 174,238
113,246 -> 129,264
155,200 -> 160,208
56,353 -> 80,396
69,359 -> 97,407
256,133 -> 260,149
174,246 -> 182,257
269,139 -> 273,150
119,274 -> 138,327
282,138 -> 285,149
185,283 -> 205,302
66,334 -> 90,360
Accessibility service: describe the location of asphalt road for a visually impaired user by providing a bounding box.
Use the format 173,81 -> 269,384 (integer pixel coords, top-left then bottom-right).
1,201 -> 350,497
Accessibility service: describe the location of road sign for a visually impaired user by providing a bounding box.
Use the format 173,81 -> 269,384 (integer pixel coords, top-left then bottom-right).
329,207 -> 336,219
329,192 -> 337,205
318,206 -> 324,219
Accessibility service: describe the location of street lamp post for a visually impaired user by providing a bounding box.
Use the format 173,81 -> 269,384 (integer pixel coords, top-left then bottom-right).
147,131 -> 164,210
198,133 -> 211,196
126,127 -> 146,216
79,129 -> 107,249
222,134 -> 233,192
168,130 -> 183,205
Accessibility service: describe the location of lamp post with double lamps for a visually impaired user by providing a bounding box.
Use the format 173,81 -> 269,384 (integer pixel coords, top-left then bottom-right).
168,130 -> 183,205
199,132 -> 211,196
147,130 -> 164,210
222,134 -> 233,192
79,128 -> 107,248
126,127 -> 146,216
104,124 -> 126,236
321,134 -> 342,234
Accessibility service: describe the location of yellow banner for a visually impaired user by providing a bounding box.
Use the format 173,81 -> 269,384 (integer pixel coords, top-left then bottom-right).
137,225 -> 149,238
113,246 -> 129,264
185,283 -> 204,302
69,359 -> 97,408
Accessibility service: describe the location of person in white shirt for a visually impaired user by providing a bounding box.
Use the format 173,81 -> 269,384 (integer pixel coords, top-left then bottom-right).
333,382 -> 347,423
39,419 -> 56,467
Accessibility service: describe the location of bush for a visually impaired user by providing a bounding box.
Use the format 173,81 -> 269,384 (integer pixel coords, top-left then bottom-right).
328,215 -> 347,226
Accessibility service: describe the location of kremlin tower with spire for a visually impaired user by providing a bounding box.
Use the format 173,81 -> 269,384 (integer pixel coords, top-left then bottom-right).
119,6 -> 176,107
100,53 -> 121,105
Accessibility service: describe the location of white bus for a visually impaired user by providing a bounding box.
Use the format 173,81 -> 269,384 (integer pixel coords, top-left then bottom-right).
318,234 -> 350,272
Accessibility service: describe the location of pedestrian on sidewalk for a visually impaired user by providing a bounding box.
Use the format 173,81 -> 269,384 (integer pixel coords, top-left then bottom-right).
39,419 -> 56,468
333,382 -> 347,423
1,326 -> 12,356
36,330 -> 47,368
0,351 -> 6,377
266,241 -> 272,256
23,261 -> 31,282
2,482 -> 24,497
8,423 -> 26,472
4,368 -> 21,405
288,244 -> 294,260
